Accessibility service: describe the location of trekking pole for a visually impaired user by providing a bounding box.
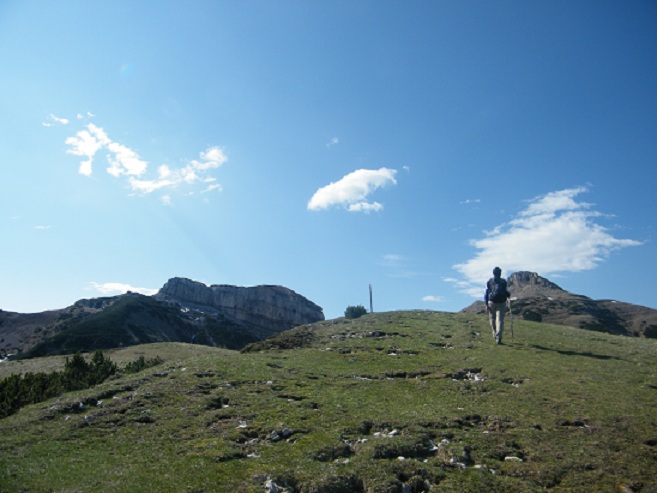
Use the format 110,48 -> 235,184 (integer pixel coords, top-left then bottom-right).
507,299 -> 514,342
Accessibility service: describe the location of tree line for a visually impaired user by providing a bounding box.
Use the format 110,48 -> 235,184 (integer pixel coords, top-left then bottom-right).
0,350 -> 162,419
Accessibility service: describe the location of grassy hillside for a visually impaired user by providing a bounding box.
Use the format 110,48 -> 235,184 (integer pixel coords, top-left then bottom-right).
1,311 -> 656,492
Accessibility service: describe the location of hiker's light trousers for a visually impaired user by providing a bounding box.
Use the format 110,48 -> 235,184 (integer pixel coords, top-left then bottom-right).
487,301 -> 507,343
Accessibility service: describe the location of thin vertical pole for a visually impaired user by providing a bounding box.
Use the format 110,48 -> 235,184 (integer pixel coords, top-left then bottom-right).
369,284 -> 373,313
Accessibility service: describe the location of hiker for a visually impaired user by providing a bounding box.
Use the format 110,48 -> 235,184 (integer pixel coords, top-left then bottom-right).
485,267 -> 511,344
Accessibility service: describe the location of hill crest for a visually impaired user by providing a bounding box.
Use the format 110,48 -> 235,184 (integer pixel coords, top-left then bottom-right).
462,271 -> 657,337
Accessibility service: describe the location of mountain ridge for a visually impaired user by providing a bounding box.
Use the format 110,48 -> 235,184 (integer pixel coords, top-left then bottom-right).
462,271 -> 657,337
0,278 -> 324,358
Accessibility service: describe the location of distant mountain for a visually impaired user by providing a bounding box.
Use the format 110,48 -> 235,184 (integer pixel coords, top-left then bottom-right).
0,278 -> 324,358
461,271 -> 657,338
154,277 -> 324,340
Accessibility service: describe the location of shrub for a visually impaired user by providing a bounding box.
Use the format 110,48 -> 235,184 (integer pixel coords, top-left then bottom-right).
0,351 -> 161,419
345,305 -> 367,319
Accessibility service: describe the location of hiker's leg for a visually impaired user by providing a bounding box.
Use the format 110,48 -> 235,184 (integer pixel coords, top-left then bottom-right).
496,303 -> 506,343
487,302 -> 496,338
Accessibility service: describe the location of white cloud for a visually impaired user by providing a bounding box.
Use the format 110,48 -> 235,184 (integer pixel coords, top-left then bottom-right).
42,113 -> 69,127
383,254 -> 404,263
326,137 -> 339,148
106,141 -> 148,177
65,124 -> 111,176
33,225 -> 51,230
422,295 -> 445,303
202,183 -> 223,193
89,282 -> 158,297
452,187 -> 642,297
61,117 -> 226,200
347,201 -> 383,213
307,167 -> 397,213
198,147 -> 227,168
126,147 -> 226,194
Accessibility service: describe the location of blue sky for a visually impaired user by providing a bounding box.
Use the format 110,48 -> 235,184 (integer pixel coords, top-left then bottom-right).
1,1 -> 656,319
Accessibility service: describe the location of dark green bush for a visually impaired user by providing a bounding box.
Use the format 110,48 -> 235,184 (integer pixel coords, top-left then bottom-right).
345,305 -> 368,319
0,350 -> 161,419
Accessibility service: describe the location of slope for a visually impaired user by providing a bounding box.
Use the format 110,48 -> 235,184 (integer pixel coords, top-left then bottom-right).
1,311 -> 656,492
462,271 -> 657,337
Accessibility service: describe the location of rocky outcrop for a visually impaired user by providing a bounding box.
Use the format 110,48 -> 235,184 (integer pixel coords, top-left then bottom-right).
506,271 -> 567,299
155,277 -> 325,339
462,271 -> 657,337
1,278 -> 324,358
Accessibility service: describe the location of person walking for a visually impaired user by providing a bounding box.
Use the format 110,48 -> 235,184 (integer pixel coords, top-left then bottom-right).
485,267 -> 511,344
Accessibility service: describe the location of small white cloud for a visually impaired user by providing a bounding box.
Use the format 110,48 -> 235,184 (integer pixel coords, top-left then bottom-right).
460,199 -> 481,205
347,201 -> 383,214
326,137 -> 339,148
197,146 -> 227,169
202,183 -> 223,193
161,195 -> 172,206
89,282 -> 158,296
33,225 -> 51,230
453,187 -> 642,297
422,295 -> 445,303
308,167 -> 397,213
43,113 -> 69,127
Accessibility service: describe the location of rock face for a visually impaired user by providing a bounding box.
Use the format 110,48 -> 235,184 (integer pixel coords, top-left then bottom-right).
155,277 -> 325,339
1,278 -> 324,358
506,271 -> 567,299
462,271 -> 657,338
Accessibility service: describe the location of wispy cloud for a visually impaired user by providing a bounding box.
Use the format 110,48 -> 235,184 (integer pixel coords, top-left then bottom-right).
326,137 -> 339,148
61,117 -> 226,199
382,254 -> 404,265
127,147 -> 226,194
452,187 -> 642,297
307,167 -> 397,213
89,282 -> 158,296
422,295 -> 445,303
42,113 -> 69,127
379,253 -> 425,279
33,225 -> 51,230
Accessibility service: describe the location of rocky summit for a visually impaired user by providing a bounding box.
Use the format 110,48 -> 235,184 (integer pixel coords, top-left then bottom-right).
462,271 -> 657,338
0,278 -> 324,358
154,277 -> 325,340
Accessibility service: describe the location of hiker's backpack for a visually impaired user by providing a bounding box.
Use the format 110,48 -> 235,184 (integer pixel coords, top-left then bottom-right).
488,278 -> 509,303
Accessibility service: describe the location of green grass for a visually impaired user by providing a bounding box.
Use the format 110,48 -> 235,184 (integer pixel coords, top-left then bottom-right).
1,311 -> 657,492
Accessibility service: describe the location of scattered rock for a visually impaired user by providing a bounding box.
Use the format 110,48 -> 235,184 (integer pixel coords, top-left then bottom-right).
504,456 -> 523,462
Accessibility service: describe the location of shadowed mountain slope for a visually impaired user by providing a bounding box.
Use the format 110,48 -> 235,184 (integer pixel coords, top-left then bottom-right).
462,271 -> 657,337
1,278 -> 324,358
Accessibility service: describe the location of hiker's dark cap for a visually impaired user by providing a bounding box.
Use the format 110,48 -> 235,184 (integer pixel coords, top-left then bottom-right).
493,266 -> 502,275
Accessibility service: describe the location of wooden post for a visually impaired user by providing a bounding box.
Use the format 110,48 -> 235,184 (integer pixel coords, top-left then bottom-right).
369,284 -> 373,314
